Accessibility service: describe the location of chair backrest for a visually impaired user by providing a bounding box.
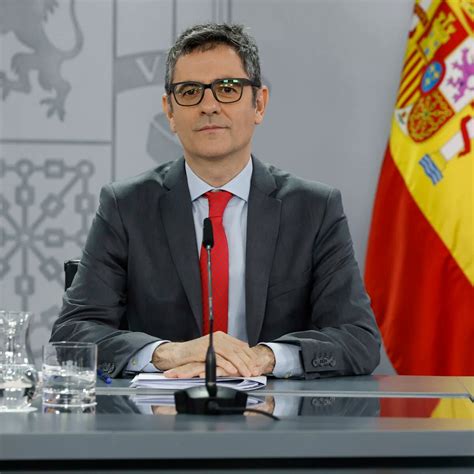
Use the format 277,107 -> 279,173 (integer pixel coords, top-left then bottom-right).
62,258 -> 130,330
64,259 -> 80,290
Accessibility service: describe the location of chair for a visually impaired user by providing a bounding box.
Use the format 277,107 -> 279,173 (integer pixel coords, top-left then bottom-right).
64,259 -> 80,290
63,258 -> 130,330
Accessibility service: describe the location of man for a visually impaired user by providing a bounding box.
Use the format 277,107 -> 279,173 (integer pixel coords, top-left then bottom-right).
51,23 -> 380,379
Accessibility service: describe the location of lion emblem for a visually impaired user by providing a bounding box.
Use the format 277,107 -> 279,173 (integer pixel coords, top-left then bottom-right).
0,0 -> 83,120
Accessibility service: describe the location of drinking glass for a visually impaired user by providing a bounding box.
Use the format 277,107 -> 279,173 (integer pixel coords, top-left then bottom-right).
42,342 -> 97,407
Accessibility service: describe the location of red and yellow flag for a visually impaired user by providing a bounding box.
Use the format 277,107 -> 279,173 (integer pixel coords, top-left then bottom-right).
365,0 -> 474,376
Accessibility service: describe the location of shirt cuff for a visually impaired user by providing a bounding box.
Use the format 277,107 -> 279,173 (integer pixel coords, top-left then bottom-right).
125,340 -> 170,373
260,342 -> 304,378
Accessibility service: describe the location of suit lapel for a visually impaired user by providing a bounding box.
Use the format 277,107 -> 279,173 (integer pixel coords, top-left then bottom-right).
160,158 -> 203,333
245,158 -> 281,346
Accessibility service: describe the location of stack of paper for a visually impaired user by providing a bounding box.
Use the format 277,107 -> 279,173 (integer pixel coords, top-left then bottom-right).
130,394 -> 265,407
130,373 -> 266,391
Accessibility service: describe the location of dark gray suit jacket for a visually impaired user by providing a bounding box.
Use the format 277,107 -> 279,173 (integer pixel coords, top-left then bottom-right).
51,157 -> 380,378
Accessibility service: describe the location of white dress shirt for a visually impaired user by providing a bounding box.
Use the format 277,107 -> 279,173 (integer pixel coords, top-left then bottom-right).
126,158 -> 303,378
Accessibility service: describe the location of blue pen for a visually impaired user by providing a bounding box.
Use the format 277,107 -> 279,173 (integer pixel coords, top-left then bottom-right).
97,369 -> 112,384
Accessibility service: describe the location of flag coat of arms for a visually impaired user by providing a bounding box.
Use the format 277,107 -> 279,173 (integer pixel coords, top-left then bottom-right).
365,0 -> 473,376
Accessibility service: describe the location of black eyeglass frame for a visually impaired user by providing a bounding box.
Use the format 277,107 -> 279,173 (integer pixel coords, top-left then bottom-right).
167,78 -> 261,106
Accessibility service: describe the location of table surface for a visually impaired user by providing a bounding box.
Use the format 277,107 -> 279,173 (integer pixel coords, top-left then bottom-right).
458,376 -> 474,400
0,375 -> 472,471
96,374 -> 472,398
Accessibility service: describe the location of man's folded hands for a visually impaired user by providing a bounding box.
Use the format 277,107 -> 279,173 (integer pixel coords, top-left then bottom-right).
151,332 -> 275,378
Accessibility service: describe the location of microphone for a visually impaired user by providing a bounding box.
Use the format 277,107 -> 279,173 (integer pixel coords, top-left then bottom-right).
202,217 -> 214,247
203,218 -> 216,397
175,217 -> 247,415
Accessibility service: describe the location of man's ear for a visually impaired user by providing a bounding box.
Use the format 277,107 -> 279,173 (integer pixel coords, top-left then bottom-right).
254,86 -> 269,125
162,93 -> 176,133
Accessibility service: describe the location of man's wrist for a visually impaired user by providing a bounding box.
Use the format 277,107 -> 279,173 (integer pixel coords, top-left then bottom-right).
254,344 -> 276,374
152,341 -> 179,370
261,342 -> 304,378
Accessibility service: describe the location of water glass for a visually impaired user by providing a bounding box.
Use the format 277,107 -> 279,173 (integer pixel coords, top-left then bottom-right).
42,342 -> 97,408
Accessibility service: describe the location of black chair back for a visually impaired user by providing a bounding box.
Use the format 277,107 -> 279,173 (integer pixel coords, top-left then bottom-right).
63,258 -> 129,330
64,259 -> 80,290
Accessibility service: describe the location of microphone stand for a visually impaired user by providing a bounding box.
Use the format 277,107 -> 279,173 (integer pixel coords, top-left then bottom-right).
175,218 -> 247,415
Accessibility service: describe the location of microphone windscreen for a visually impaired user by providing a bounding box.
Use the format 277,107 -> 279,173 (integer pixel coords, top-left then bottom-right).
202,218 -> 214,248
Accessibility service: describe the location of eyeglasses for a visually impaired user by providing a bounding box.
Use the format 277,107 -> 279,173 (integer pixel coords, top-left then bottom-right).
168,78 -> 260,106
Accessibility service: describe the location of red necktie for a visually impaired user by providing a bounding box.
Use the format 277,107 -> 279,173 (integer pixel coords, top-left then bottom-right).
200,190 -> 233,335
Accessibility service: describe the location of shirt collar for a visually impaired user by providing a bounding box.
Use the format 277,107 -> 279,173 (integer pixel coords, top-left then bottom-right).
185,158 -> 253,202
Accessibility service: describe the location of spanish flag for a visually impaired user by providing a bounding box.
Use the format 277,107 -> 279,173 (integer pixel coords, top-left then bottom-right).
365,0 -> 474,377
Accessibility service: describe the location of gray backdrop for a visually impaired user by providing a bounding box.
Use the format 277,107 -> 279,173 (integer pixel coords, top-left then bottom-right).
0,0 -> 413,372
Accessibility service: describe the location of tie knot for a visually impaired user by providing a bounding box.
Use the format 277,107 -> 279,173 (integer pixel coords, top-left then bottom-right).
205,190 -> 233,218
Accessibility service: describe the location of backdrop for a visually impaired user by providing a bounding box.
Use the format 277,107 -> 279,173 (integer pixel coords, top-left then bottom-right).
0,0 -> 413,371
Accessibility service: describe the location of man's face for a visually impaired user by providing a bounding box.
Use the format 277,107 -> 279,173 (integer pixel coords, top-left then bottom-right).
162,44 -> 268,166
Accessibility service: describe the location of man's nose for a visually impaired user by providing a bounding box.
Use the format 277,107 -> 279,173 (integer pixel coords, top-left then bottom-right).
199,88 -> 221,114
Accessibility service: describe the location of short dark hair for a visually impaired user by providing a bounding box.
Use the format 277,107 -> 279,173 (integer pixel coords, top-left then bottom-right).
165,23 -> 262,98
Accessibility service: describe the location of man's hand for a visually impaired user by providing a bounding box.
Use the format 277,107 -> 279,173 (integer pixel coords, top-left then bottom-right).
162,354 -> 273,378
163,362 -> 234,378
250,345 -> 276,375
152,333 -> 276,378
152,332 -> 258,377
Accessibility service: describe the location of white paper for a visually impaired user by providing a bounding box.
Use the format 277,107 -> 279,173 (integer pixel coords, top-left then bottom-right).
130,394 -> 265,407
130,373 -> 266,392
